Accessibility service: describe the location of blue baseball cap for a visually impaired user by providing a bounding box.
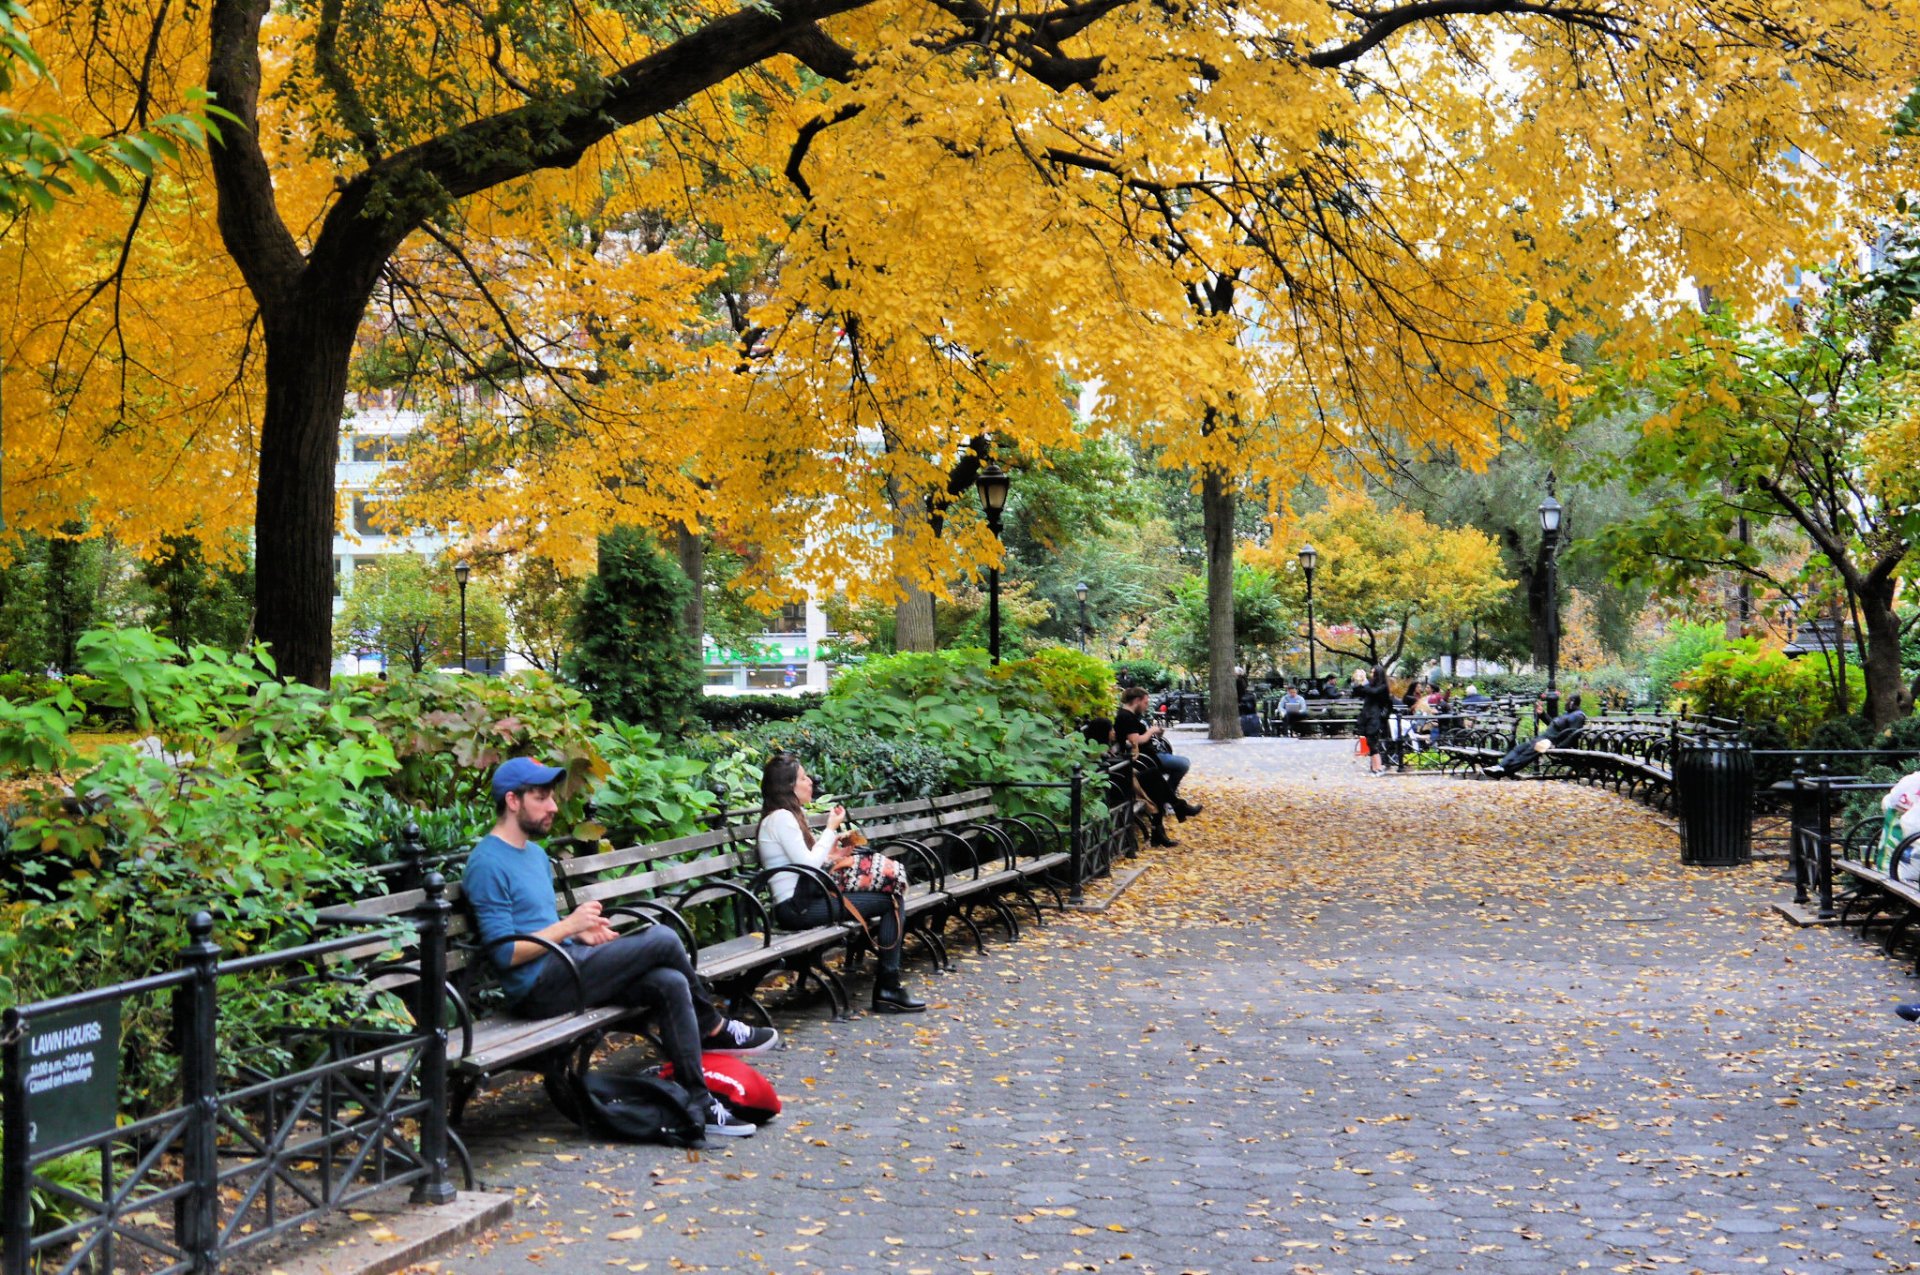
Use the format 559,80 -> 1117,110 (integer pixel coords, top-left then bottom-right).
491,757 -> 567,799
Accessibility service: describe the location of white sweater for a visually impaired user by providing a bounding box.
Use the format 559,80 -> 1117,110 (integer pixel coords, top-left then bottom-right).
755,809 -> 838,906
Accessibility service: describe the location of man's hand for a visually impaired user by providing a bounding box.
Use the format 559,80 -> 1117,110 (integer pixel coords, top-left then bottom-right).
567,900 -> 618,946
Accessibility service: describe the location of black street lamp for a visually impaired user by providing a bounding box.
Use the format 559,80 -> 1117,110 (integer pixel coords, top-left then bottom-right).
1298,543 -> 1318,687
977,463 -> 1012,665
1075,580 -> 1090,652
454,560 -> 471,673
1538,493 -> 1563,720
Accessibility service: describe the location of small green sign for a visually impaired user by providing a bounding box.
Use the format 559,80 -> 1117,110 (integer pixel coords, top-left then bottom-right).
24,1001 -> 120,1151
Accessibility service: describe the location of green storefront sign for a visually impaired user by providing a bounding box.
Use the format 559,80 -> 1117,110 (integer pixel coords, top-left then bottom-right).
23,1001 -> 120,1151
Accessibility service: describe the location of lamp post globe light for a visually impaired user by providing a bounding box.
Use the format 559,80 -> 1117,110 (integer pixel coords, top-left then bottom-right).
1298,543 -> 1318,687
1538,494 -> 1562,720
976,463 -> 1012,665
1075,580 -> 1090,652
454,560 -> 471,674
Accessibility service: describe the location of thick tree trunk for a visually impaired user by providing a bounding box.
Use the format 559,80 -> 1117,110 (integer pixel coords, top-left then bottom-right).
252,299 -> 367,687
1859,580 -> 1907,730
676,525 -> 705,663
1203,470 -> 1239,741
895,586 -> 936,652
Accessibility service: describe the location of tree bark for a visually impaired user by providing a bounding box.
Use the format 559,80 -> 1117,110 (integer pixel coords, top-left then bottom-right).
252,295 -> 378,686
1859,579 -> 1906,730
895,585 -> 936,652
1203,469 -> 1239,741
676,525 -> 705,664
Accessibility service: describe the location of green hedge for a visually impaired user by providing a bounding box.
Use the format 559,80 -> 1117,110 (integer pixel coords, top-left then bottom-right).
692,692 -> 821,730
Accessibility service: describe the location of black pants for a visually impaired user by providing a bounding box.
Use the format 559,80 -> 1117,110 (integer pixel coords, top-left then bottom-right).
776,892 -> 903,975
516,927 -> 717,1097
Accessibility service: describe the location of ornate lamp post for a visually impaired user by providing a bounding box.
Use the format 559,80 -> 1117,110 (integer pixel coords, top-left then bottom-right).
454,560 -> 471,673
1075,580 -> 1090,652
976,464 -> 1012,664
1538,494 -> 1563,720
1298,543 -> 1318,687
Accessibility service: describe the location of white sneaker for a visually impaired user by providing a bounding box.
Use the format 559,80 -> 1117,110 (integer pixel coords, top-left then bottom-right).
706,1019 -> 779,1054
705,1100 -> 757,1138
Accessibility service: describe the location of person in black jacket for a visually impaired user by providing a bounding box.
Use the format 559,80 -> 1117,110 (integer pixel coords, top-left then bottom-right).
1488,694 -> 1587,776
1354,665 -> 1395,775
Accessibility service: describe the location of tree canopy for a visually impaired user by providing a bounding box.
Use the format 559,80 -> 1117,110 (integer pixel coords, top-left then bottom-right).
5,0 -> 1919,681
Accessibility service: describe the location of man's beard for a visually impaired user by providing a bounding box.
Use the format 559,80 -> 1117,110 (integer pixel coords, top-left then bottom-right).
517,810 -> 555,838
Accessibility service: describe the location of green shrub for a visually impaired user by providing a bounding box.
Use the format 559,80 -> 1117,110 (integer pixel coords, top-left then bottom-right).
1873,714 -> 1920,758
0,629 -> 401,1115
1642,621 -> 1727,710
580,721 -> 719,844
1675,640 -> 1863,744
566,527 -> 701,734
692,693 -> 821,730
1112,659 -> 1173,691
342,668 -> 603,809
1807,715 -> 1874,753
1009,647 -> 1114,725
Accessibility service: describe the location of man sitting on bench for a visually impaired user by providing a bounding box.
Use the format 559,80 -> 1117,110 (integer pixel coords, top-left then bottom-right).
464,757 -> 776,1139
1486,694 -> 1587,777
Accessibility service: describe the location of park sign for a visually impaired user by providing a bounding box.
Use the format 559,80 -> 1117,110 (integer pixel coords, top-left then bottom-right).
20,1001 -> 120,1151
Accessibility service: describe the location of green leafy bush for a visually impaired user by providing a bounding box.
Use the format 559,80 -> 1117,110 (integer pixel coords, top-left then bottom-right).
1642,621 -> 1727,710
566,527 -> 701,734
1007,647 -> 1113,725
342,668 -> 603,809
1675,640 -> 1863,744
1806,715 -> 1874,753
692,693 -> 821,730
581,722 -> 719,844
0,629 -> 401,1114
679,722 -> 952,808
1873,714 -> 1920,758
1112,658 -> 1173,692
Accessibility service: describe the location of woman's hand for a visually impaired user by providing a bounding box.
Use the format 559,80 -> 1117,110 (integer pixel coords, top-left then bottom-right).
826,803 -> 847,830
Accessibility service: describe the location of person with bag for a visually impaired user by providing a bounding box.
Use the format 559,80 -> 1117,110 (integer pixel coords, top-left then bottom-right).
754,753 -> 927,1014
1354,665 -> 1395,774
1115,687 -> 1201,821
464,757 -> 774,1142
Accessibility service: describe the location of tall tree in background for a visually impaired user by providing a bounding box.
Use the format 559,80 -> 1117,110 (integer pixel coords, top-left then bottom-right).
1597,238 -> 1920,728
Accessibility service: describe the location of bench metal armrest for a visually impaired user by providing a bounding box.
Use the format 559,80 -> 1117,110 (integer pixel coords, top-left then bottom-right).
918,827 -> 983,878
473,933 -> 587,1015
600,903 -> 700,965
666,879 -> 773,948
746,865 -> 850,919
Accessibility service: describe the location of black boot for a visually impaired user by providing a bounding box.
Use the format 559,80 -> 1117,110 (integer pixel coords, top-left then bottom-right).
871,974 -> 927,1014
1150,818 -> 1178,848
1173,799 -> 1203,821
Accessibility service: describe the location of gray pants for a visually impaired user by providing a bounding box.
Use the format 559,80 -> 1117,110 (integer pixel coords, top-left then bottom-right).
516,926 -> 716,1095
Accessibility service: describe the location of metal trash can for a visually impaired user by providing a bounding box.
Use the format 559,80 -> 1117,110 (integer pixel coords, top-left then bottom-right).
1676,737 -> 1754,865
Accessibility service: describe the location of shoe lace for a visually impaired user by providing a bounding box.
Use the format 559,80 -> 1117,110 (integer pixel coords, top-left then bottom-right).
721,1019 -> 753,1046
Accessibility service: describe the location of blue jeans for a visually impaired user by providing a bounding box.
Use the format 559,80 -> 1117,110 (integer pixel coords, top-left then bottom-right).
1157,753 -> 1189,796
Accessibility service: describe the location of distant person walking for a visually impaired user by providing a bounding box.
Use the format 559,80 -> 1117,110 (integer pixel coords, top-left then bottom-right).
1354,665 -> 1394,775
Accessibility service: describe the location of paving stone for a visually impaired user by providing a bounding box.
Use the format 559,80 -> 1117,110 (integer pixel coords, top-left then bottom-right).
425,739 -> 1920,1274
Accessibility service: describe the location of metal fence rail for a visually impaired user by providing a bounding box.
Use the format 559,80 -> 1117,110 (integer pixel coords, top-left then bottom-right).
2,880 -> 460,1275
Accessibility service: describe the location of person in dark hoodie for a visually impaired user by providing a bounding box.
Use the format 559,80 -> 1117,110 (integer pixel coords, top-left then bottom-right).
1488,694 -> 1588,777
1354,665 -> 1395,775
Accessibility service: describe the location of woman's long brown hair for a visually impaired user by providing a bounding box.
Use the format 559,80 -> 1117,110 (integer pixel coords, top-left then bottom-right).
758,752 -> 813,839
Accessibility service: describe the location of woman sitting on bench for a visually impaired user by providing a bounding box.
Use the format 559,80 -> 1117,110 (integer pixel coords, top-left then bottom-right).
755,754 -> 926,1014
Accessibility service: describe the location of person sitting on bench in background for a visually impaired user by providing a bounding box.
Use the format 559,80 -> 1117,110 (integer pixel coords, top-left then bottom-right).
1085,717 -> 1182,847
464,757 -> 776,1140
1277,686 -> 1308,737
1487,694 -> 1588,777
1115,687 -> 1202,823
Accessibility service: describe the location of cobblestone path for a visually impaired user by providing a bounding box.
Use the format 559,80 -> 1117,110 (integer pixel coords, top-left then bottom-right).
426,739 -> 1920,1274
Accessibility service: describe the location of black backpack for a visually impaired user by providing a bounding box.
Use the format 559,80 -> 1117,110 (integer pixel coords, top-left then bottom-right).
576,1069 -> 707,1147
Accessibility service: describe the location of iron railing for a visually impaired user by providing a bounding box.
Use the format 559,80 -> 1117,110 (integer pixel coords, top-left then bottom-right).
2,878 -> 461,1275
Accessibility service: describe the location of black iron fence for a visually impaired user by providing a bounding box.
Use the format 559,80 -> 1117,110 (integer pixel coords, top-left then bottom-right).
2,881 -> 462,1275
996,765 -> 1134,906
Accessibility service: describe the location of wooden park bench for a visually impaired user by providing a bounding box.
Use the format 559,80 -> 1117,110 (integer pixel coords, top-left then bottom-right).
315,786 -> 1076,1126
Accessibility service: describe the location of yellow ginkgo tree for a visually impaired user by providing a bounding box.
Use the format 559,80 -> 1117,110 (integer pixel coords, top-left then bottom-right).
3,0 -> 1918,686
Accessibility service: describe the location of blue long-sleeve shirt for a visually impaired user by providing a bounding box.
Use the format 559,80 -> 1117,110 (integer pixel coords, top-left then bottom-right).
462,834 -> 563,1006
